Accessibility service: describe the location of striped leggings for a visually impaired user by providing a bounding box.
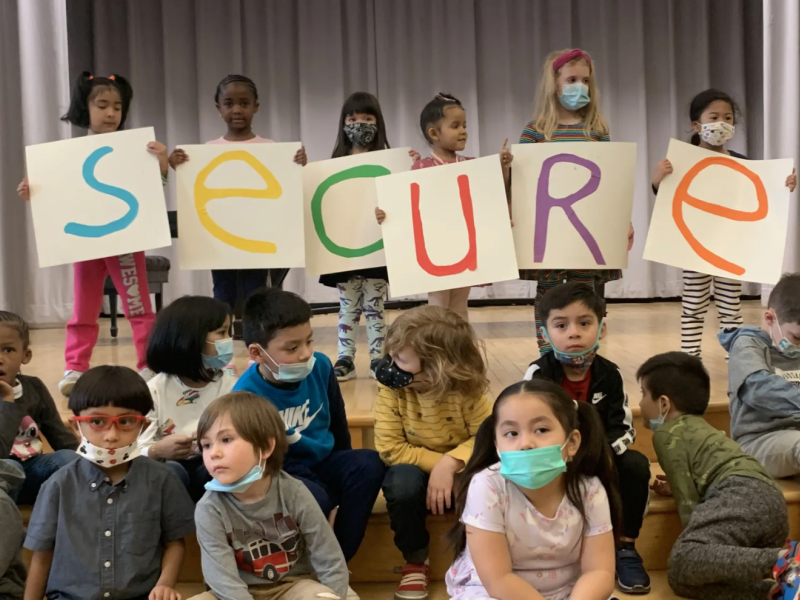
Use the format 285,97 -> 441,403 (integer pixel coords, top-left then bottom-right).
682,270 -> 743,357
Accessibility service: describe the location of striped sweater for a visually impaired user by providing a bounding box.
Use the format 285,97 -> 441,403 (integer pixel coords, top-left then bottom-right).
519,121 -> 610,143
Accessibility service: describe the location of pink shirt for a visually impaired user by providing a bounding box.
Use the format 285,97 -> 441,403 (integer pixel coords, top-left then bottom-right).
412,151 -> 473,170
205,135 -> 274,144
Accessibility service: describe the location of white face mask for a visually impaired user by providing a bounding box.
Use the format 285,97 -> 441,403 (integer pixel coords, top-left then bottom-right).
76,423 -> 142,467
698,121 -> 735,146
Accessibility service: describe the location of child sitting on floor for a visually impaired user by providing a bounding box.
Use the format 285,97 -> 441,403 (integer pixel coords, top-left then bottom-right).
0,458 -> 25,599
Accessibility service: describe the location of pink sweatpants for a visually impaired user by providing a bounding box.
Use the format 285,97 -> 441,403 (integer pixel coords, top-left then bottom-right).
65,252 -> 155,372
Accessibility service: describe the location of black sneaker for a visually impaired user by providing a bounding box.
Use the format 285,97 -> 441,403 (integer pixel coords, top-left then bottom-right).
616,544 -> 650,594
334,358 -> 356,382
369,358 -> 380,380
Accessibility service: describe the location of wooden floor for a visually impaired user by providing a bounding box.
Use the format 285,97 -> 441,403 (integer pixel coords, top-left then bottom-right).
24,300 -> 762,417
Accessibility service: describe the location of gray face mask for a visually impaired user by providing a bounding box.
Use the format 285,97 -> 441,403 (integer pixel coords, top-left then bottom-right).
344,122 -> 378,147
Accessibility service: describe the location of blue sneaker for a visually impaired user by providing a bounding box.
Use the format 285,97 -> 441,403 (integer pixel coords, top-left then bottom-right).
616,544 -> 650,594
773,541 -> 800,600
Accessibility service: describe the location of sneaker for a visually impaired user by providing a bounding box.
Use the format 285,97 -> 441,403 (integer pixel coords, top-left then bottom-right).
773,541 -> 800,600
58,370 -> 83,396
395,562 -> 429,600
370,358 -> 380,380
334,358 -> 356,382
615,544 -> 650,594
138,367 -> 156,383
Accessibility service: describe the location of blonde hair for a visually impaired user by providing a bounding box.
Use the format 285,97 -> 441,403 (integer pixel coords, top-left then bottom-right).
385,306 -> 488,401
532,48 -> 609,141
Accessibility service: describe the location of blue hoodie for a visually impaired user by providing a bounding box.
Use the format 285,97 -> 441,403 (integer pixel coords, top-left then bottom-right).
719,325 -> 800,445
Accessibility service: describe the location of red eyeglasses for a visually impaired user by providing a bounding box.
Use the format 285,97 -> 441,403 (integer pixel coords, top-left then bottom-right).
73,415 -> 147,431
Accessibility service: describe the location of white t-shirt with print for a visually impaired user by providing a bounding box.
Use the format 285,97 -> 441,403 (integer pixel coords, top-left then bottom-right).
446,466 -> 612,600
139,372 -> 237,457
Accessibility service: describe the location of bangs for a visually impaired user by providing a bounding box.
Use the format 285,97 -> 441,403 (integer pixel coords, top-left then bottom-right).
341,92 -> 381,119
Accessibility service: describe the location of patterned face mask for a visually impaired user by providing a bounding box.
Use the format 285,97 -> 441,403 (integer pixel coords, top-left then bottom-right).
698,121 -> 735,146
344,122 -> 378,147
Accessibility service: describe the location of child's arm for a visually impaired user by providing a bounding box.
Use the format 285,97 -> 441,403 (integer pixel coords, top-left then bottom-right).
169,148 -> 189,170
446,394 -> 492,465
23,550 -> 53,600
651,159 -> 673,194
601,370 -> 636,455
467,527 -> 547,600
30,378 -> 78,451
0,497 -> 24,588
147,141 -> 170,178
195,503 -> 254,600
730,338 -> 800,416
653,430 -> 701,527
325,368 -> 352,451
149,539 -> 184,600
23,480 -> 59,600
570,531 -> 615,600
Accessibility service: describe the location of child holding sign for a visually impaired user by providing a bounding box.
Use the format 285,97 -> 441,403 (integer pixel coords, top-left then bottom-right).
651,89 -> 797,358
17,72 -> 168,395
518,48 -> 634,351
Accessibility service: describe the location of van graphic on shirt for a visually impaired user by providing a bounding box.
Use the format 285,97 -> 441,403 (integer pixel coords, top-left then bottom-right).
279,400 -> 323,444
229,513 -> 302,582
177,388 -> 202,406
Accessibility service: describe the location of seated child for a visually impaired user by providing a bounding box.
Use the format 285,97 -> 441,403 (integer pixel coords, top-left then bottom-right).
523,282 -> 651,594
446,379 -> 620,600
0,458 -> 25,599
0,311 -> 78,505
373,305 -> 491,600
191,391 -> 349,600
24,365 -> 195,600
234,288 -> 385,562
638,352 -> 800,600
140,295 -> 237,501
720,272 -> 800,478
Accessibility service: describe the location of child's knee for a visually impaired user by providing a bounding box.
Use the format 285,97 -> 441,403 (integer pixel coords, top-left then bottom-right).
383,464 -> 427,503
350,449 -> 386,483
615,449 -> 650,484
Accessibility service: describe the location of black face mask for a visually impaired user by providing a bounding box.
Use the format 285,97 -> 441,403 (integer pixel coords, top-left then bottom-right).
374,355 -> 415,389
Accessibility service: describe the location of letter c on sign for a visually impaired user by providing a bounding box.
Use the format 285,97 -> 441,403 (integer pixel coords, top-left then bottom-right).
673,156 -> 768,276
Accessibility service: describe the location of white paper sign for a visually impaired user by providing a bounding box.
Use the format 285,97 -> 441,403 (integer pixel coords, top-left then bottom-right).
376,156 -> 518,297
511,142 -> 636,269
303,148 -> 412,276
27,127 -> 171,268
176,142 -> 304,270
644,139 -> 793,284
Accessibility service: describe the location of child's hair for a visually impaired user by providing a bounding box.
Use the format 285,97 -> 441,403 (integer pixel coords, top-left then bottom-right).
768,273 -> 800,325
146,296 -> 231,383
61,71 -> 133,130
532,48 -> 609,141
688,88 -> 740,146
0,311 -> 30,349
636,352 -> 710,416
242,288 -> 312,348
539,282 -> 606,329
448,379 -> 622,556
419,93 -> 463,144
332,92 -> 391,158
385,305 -> 488,400
197,391 -> 288,474
214,74 -> 258,104
68,365 -> 154,416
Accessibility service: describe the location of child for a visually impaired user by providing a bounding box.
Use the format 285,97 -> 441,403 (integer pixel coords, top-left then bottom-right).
720,272 -> 800,479
191,391 -> 349,600
23,365 -> 195,600
446,379 -> 621,600
139,295 -> 237,501
321,91 -> 420,382
169,74 -> 307,320
523,282 -> 651,594
652,89 -> 797,358
518,48 -> 634,351
375,93 -> 513,322
233,287 -> 385,563
373,305 -> 492,600
0,311 -> 78,505
638,352 -> 800,600
0,459 -> 25,599
17,71 -> 170,395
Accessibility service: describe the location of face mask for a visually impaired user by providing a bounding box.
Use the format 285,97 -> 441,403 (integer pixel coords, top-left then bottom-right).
541,319 -> 603,368
76,424 -> 141,467
203,337 -> 234,371
259,345 -> 316,383
649,402 -> 666,432
205,456 -> 265,494
770,314 -> 800,358
698,121 -> 735,146
374,355 -> 415,389
559,83 -> 590,111
499,438 -> 571,490
344,122 -> 378,147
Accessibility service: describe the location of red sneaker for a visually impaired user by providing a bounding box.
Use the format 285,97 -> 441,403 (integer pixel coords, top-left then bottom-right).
395,562 -> 429,600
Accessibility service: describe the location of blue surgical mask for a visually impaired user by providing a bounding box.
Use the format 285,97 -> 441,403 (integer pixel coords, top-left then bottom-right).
203,337 -> 234,371
649,403 -> 666,432
205,454 -> 265,494
541,319 -> 603,368
770,314 -> 800,359
499,438 -> 571,490
559,83 -> 590,111
259,345 -> 316,383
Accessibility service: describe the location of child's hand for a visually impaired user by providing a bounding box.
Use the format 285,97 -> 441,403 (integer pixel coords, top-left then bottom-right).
17,178 -> 30,201
787,168 -> 796,193
651,159 -> 673,189
375,207 -> 386,225
650,474 -> 672,497
149,585 -> 181,600
627,222 -> 635,251
168,149 -> 189,170
0,381 -> 15,403
500,138 -> 513,168
409,149 -> 421,162
151,434 -> 194,461
294,146 -> 308,166
147,141 -> 170,175
427,455 -> 462,515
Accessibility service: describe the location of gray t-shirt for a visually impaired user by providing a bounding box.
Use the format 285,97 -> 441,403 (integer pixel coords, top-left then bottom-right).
195,471 -> 348,600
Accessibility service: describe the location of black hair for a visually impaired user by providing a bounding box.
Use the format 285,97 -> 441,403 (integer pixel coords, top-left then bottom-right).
146,295 -> 231,383
61,71 -> 133,130
636,352 -> 710,416
448,379 -> 622,557
539,282 -> 606,330
242,288 -> 313,348
68,365 -> 154,416
689,88 -> 740,146
0,311 -> 30,349
331,92 -> 391,158
215,74 -> 258,104
419,92 -> 463,144
768,273 -> 800,325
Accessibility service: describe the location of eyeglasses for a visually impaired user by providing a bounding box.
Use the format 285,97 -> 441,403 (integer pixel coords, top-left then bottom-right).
73,415 -> 147,431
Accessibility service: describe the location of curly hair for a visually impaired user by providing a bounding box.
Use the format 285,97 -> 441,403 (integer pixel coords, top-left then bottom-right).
385,305 -> 488,400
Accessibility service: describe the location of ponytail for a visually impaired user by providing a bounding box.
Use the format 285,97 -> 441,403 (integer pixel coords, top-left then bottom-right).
61,71 -> 134,130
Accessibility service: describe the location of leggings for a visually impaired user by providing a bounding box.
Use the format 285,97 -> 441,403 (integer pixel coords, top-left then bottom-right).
681,270 -> 742,357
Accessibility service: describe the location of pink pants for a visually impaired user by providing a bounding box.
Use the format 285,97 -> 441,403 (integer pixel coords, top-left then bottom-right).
65,252 -> 154,372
